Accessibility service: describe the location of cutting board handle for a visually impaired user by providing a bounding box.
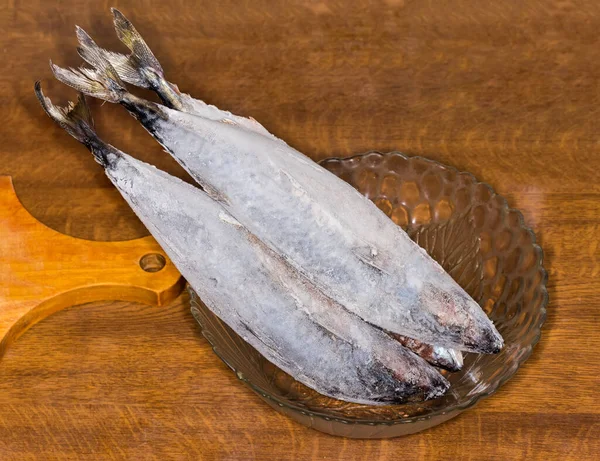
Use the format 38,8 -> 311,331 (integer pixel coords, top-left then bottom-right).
0,176 -> 184,358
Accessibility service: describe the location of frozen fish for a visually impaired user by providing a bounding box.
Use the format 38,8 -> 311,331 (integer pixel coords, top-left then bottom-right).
51,46 -> 503,354
35,84 -> 449,404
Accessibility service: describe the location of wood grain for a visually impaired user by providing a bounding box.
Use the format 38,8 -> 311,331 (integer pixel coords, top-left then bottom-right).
0,176 -> 184,358
1,0 -> 599,459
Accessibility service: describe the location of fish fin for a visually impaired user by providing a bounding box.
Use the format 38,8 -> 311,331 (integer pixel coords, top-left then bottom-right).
35,82 -> 95,142
50,55 -> 125,104
75,25 -> 150,89
72,28 -> 127,89
110,8 -> 164,83
34,82 -> 116,167
106,49 -> 148,87
109,9 -> 184,110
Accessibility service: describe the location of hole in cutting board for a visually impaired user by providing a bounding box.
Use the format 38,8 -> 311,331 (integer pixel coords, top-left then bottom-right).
140,253 -> 166,272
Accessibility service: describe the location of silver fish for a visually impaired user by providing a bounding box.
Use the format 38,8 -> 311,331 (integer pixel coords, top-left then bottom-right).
35,84 -> 450,404
51,40 -> 503,354
93,12 -> 467,365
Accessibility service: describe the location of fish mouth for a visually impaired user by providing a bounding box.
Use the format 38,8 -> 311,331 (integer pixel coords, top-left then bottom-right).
464,326 -> 504,354
482,324 -> 504,353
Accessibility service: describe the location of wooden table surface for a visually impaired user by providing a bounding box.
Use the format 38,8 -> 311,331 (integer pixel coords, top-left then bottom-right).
1,0 -> 599,459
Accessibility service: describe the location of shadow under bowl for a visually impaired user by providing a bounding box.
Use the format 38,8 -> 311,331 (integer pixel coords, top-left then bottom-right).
189,152 -> 548,438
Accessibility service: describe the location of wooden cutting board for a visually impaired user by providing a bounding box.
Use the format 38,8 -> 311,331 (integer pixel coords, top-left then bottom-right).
0,176 -> 184,358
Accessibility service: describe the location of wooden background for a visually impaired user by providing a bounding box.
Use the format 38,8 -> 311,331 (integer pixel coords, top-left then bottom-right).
1,0 -> 599,459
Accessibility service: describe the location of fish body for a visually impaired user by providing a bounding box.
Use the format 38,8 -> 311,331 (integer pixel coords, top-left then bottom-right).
52,46 -> 502,354
35,85 -> 449,404
93,15 -> 468,365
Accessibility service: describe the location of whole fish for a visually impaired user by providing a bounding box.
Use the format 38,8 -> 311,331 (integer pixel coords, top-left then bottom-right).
35,83 -> 450,404
95,11 -> 466,366
51,37 -> 503,354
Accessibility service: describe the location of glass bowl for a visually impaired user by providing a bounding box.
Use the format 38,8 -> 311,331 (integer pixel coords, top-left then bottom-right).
189,152 -> 548,438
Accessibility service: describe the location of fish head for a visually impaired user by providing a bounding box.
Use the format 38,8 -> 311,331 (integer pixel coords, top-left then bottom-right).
420,283 -> 504,354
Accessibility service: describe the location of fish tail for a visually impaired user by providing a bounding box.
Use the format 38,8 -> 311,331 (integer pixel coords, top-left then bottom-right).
108,9 -> 184,110
34,82 -> 118,168
59,31 -> 167,124
50,40 -> 126,104
109,9 -> 164,87
74,23 -> 146,91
